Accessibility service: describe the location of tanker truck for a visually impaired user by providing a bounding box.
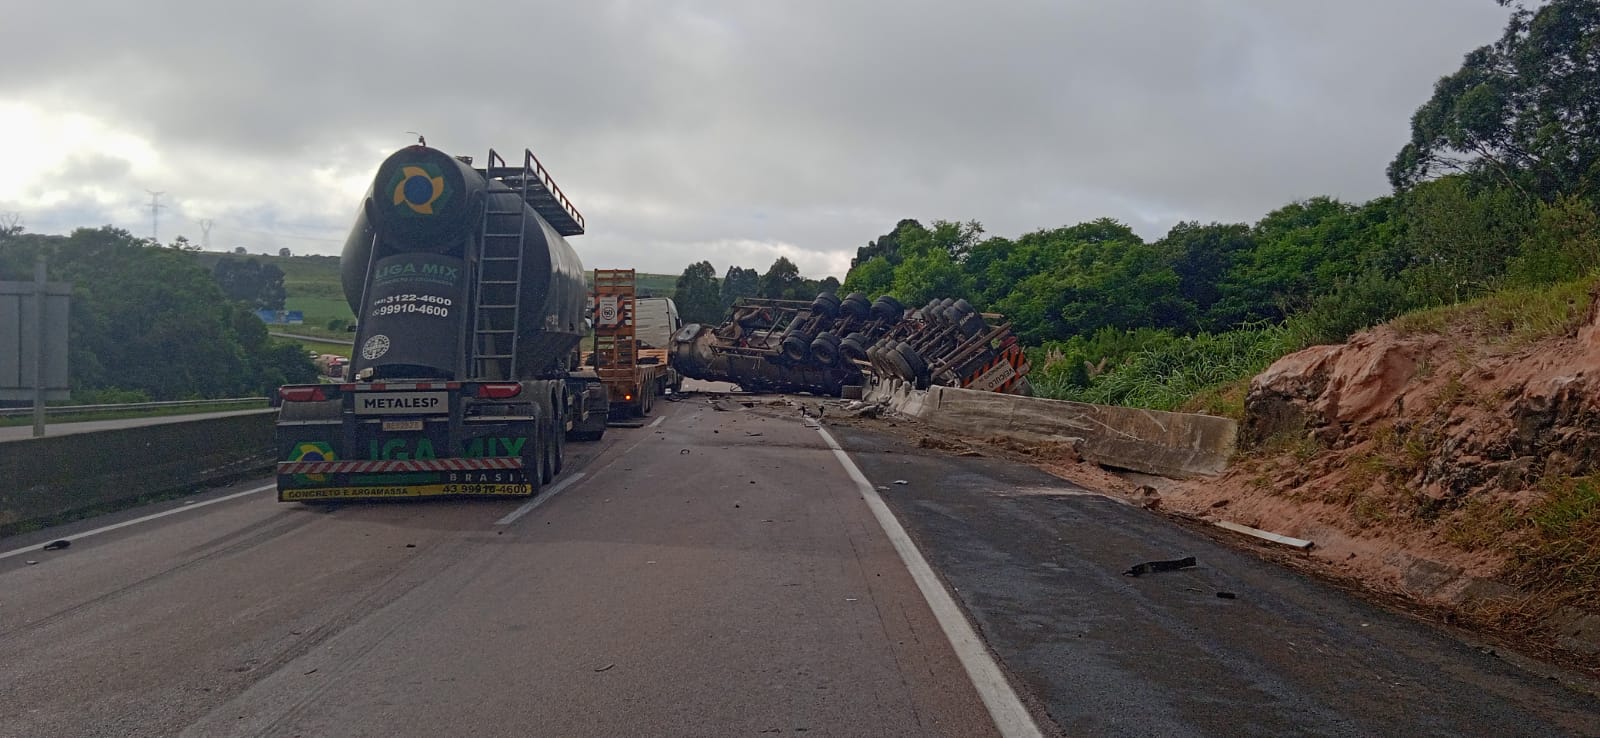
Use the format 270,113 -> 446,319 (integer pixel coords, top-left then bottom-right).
272,145 -> 608,502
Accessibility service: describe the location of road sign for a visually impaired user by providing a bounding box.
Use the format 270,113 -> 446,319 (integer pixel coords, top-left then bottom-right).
0,273 -> 70,403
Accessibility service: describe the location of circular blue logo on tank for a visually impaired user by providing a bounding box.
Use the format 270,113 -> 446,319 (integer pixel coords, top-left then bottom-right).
403,175 -> 434,205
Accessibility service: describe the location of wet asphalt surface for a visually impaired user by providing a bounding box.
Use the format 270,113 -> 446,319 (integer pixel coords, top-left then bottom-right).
829,423 -> 1600,738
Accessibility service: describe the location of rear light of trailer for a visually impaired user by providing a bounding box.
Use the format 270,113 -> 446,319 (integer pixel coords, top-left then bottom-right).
476,383 -> 522,399
279,385 -> 328,402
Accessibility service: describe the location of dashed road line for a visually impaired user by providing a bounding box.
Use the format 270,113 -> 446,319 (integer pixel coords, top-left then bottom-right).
494,472 -> 588,526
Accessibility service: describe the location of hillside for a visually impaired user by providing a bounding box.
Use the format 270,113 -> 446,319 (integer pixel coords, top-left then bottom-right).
1156,277 -> 1600,661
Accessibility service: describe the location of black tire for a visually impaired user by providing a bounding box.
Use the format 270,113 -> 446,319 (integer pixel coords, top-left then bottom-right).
895,341 -> 929,377
883,347 -> 917,382
811,332 -> 842,366
866,345 -> 888,377
524,425 -> 546,492
541,417 -> 556,484
810,292 -> 841,319
782,331 -> 813,362
871,295 -> 904,323
841,292 -> 872,320
839,332 -> 870,362
552,394 -> 566,476
957,311 -> 987,338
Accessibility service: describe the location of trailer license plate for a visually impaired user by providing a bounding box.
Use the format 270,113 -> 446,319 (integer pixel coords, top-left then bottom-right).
382,419 -> 424,432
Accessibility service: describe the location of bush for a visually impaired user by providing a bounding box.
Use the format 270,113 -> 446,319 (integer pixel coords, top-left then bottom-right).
1038,326 -> 1292,413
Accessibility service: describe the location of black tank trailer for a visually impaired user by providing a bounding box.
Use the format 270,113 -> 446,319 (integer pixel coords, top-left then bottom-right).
672,291 -> 1033,397
273,145 -> 609,503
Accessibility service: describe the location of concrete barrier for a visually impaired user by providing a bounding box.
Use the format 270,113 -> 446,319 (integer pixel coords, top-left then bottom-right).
867,381 -> 1236,479
0,410 -> 277,535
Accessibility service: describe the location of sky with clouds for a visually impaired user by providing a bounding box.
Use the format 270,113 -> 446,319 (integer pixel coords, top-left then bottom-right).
0,1 -> 1512,278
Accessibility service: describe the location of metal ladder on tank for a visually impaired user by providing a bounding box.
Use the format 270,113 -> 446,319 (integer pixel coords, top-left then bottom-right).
473,148 -> 529,380
472,148 -> 588,380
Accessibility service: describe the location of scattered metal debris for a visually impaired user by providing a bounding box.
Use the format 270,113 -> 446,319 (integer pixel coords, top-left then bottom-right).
1124,556 -> 1197,577
1213,520 -> 1315,551
42,540 -> 70,551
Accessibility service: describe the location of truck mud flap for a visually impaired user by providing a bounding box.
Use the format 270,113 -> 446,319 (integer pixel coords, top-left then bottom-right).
276,457 -> 533,502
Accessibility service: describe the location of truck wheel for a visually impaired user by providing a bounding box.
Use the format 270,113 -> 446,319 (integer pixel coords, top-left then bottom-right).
781,331 -> 813,362
871,296 -> 904,323
810,332 -> 842,366
523,427 -> 545,492
841,292 -> 872,320
552,398 -> 566,476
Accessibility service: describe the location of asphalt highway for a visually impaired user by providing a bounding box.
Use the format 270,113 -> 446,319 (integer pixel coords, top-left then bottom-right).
2,395 -> 1597,737
0,396 -> 999,737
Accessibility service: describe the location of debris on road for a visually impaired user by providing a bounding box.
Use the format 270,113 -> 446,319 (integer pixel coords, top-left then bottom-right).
1213,520 -> 1315,551
25,560 -> 38,565
1124,556 -> 1198,577
893,480 -> 909,485
42,539 -> 71,551
1217,591 -> 1238,599
594,663 -> 615,672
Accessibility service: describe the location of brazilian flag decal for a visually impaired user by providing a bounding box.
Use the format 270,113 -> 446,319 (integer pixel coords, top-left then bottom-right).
389,162 -> 452,216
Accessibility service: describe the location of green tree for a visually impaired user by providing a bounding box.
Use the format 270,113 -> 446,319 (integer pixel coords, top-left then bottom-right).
1158,221 -> 1254,332
757,256 -> 803,299
1211,198 -> 1372,326
212,257 -> 287,310
0,227 -> 313,399
673,260 -> 724,324
841,255 -> 895,297
889,250 -> 969,307
1507,194 -> 1600,286
1389,0 -> 1600,200
720,265 -> 759,308
1398,177 -> 1533,301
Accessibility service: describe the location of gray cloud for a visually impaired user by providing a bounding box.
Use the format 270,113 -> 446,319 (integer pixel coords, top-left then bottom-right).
0,1 -> 1511,277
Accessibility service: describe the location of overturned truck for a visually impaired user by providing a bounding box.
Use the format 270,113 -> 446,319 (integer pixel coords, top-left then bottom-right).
671,292 -> 1032,397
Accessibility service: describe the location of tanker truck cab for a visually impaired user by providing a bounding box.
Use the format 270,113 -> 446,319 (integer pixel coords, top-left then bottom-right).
274,144 -> 601,502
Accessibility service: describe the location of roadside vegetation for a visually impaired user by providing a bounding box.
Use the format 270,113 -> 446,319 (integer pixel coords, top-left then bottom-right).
0,228 -> 317,402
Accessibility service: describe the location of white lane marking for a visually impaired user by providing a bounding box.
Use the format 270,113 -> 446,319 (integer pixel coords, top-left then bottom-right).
814,425 -> 1045,738
648,416 -> 666,428
495,472 -> 588,526
0,483 -> 276,562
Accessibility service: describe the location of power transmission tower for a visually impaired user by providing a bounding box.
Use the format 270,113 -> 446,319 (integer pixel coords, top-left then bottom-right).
145,190 -> 166,244
199,219 -> 214,251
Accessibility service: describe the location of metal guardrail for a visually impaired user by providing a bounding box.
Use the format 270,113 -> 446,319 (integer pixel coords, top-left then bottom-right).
0,397 -> 268,418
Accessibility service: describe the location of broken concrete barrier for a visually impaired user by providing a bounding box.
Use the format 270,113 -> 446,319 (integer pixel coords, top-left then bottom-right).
868,380 -> 1237,479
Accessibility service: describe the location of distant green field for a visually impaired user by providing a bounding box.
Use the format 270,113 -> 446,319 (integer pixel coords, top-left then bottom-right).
200,251 -> 679,322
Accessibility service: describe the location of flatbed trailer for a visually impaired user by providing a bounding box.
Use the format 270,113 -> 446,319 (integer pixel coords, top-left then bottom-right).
591,269 -> 679,417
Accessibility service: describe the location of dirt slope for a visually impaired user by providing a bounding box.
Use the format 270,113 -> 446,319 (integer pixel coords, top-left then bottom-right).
1160,281 -> 1600,660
